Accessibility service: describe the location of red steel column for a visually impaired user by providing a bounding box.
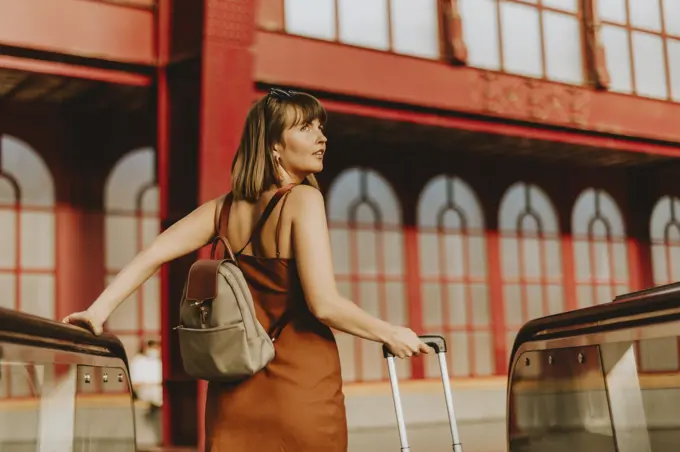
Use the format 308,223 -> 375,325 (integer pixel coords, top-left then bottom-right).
196,0 -> 257,449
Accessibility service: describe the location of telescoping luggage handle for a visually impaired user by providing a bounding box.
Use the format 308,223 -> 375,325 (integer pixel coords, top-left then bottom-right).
382,335 -> 463,452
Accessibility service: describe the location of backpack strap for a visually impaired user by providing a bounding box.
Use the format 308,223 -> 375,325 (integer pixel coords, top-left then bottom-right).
210,193 -> 236,260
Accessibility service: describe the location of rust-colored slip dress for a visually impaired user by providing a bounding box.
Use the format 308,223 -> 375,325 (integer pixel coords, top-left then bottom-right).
204,185 -> 348,452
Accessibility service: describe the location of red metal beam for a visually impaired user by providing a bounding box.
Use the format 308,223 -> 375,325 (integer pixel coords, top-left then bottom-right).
0,55 -> 150,86
0,0 -> 155,65
254,31 -> 680,148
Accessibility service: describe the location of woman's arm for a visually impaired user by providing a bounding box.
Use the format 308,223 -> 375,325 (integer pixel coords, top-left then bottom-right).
64,196 -> 224,333
290,186 -> 430,358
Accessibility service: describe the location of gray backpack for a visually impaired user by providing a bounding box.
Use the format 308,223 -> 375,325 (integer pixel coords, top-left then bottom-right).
174,185 -> 294,381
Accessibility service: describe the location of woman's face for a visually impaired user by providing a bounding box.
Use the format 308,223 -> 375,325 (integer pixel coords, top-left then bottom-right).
275,116 -> 327,182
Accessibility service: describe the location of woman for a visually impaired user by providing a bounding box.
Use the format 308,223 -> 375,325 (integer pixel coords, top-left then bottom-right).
63,88 -> 431,451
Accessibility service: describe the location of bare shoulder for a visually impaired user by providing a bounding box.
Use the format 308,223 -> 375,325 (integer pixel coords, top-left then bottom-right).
286,184 -> 326,215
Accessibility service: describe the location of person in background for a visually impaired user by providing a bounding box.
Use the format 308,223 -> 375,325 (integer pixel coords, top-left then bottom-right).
129,339 -> 162,440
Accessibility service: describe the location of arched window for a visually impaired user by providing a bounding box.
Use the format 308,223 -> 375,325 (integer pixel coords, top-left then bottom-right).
650,196 -> 680,285
572,189 -> 628,307
639,195 -> 680,372
500,182 -> 562,358
327,168 -> 407,382
0,135 -> 55,398
103,148 -> 160,360
417,175 -> 492,377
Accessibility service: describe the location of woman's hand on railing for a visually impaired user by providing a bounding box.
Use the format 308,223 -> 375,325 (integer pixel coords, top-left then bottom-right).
62,309 -> 105,336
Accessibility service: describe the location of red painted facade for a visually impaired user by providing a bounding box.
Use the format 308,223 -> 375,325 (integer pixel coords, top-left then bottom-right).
1,0 -> 680,447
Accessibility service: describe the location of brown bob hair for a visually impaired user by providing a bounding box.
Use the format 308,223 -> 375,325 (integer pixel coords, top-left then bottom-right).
231,89 -> 327,202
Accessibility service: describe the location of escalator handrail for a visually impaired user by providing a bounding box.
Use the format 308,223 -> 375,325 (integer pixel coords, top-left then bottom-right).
509,281 -> 680,371
0,306 -> 128,369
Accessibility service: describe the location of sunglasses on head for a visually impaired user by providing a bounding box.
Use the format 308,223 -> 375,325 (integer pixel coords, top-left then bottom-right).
267,88 -> 298,102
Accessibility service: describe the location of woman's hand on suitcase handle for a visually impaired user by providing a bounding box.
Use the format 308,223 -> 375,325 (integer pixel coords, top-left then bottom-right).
385,326 -> 433,359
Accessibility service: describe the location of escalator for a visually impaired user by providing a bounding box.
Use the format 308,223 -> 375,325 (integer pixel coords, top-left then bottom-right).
3,279 -> 680,451
507,281 -> 680,452
0,307 -> 135,451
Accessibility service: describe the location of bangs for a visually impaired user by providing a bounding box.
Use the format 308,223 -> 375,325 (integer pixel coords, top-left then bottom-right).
283,93 -> 327,128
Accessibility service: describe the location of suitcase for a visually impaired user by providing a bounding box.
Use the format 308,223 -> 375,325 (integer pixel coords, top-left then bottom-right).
382,335 -> 463,452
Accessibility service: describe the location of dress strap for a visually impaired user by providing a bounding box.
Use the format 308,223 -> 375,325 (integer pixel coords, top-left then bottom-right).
274,190 -> 293,258
236,183 -> 297,256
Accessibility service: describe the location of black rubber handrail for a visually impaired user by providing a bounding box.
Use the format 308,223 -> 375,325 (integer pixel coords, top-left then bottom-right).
0,306 -> 129,369
509,281 -> 680,371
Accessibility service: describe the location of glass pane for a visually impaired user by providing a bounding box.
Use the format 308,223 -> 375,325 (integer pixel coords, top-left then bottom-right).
357,230 -> 378,274
472,284 -> 490,325
502,237 -> 519,278
141,217 -> 159,249
418,176 -> 447,228
367,171 -> 400,225
20,211 -> 55,269
444,233 -> 465,277
598,342 -> 650,452
20,274 -> 55,319
573,240 -> 592,280
418,232 -> 438,276
0,209 -> 16,269
330,227 -> 351,274
75,365 -> 135,450
526,284 -> 544,319
328,168 -> 360,223
543,0 -> 577,13
651,244 -> 669,284
543,11 -> 584,84
638,337 -> 678,371
0,362 -> 74,449
601,25 -> 634,93
422,282 -> 442,327
668,39 -> 680,102
105,215 -> 138,270
0,177 -> 16,205
650,196 -> 671,241
391,0 -> 439,58
459,0 -> 501,70
284,0 -> 336,40
545,239 -> 562,278
359,281 -> 379,316
469,236 -> 487,276
105,149 -> 155,212
632,31 -> 668,99
521,236 -> 542,278
501,1 -> 543,78
504,284 -> 522,326
383,230 -> 403,276
338,0 -> 390,50
474,331 -> 494,376
448,283 -> 467,327
142,273 -> 161,331
629,0 -> 662,31
385,281 -> 406,325
0,274 -> 15,311
531,186 -> 559,234
106,280 -> 139,331
1,135 -> 54,207
598,0 -> 627,24
140,186 -> 159,214
499,183 -> 526,232
450,331 -> 469,377
508,347 -> 616,452
664,0 -> 680,36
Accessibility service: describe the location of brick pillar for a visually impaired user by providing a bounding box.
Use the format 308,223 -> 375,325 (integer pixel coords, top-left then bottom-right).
195,1 -> 257,449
